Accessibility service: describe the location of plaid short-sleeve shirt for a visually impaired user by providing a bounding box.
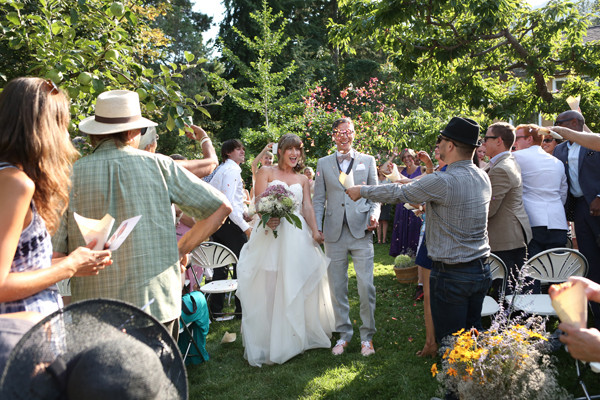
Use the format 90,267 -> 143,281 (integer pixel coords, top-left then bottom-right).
52,140 -> 226,323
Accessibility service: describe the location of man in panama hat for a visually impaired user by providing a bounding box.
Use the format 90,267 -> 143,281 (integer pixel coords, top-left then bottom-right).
346,117 -> 492,347
52,90 -> 232,338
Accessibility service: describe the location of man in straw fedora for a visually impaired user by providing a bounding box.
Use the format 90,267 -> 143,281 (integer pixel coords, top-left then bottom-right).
346,117 -> 492,347
52,90 -> 232,338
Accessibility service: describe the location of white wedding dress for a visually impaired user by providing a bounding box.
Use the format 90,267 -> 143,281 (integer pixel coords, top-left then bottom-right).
236,180 -> 335,367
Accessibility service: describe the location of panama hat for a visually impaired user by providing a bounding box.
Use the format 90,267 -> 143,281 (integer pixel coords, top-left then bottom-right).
440,117 -> 482,147
0,299 -> 187,400
79,90 -> 157,135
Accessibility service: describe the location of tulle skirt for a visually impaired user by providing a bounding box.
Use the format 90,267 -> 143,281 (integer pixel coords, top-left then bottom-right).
236,214 -> 335,366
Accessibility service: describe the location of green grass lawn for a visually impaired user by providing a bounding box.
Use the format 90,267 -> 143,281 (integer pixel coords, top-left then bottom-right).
187,243 -> 600,399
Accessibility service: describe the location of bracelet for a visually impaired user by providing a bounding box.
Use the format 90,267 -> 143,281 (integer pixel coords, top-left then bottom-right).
200,137 -> 211,146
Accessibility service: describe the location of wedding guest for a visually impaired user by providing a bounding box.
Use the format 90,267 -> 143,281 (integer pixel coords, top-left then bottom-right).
236,134 -> 334,366
386,148 -> 425,257
313,117 -> 380,357
553,110 -> 600,327
376,166 -> 391,244
347,117 -> 492,346
476,142 -> 488,169
176,125 -> 219,179
512,124 -> 568,258
251,143 -> 274,192
415,140 -> 446,358
0,77 -> 111,316
484,122 -> 532,293
541,134 -> 563,154
209,139 -> 251,319
303,166 -> 315,196
52,90 -> 231,338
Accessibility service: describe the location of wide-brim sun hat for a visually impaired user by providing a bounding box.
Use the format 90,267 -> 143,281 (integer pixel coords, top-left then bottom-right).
0,299 -> 187,400
440,116 -> 482,147
79,90 -> 157,135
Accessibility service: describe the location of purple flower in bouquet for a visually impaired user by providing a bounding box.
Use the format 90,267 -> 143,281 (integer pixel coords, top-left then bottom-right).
255,184 -> 302,238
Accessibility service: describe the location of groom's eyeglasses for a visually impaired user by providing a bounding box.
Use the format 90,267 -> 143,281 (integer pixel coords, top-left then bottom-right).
334,129 -> 354,137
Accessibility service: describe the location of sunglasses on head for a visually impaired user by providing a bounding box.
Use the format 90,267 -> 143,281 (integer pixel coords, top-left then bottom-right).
44,79 -> 59,95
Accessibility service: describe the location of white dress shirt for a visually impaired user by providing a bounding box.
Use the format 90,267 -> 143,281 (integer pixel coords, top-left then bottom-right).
513,145 -> 568,230
209,159 -> 250,232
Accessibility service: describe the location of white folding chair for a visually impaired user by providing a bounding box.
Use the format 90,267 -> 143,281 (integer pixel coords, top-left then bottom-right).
189,242 -> 238,321
481,253 -> 507,317
505,248 -> 588,316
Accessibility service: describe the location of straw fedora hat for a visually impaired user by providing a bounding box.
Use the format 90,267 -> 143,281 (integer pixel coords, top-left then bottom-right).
79,90 -> 157,135
0,299 -> 187,400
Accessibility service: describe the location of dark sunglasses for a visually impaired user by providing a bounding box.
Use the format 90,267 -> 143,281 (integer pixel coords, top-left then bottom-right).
543,138 -> 555,143
44,79 -> 59,95
483,136 -> 498,141
140,127 -> 148,135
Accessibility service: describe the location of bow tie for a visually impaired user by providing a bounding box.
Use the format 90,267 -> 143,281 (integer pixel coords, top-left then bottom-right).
337,153 -> 352,163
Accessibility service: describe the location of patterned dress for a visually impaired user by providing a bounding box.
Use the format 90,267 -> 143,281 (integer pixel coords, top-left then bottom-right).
389,167 -> 423,257
0,162 -> 62,316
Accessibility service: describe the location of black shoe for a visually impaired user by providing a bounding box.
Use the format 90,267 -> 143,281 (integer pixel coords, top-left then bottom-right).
414,285 -> 424,301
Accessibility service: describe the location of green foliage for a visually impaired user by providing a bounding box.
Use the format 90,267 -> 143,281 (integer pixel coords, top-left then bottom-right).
330,0 -> 600,125
0,0 -> 213,137
394,254 -> 414,269
210,0 -> 297,129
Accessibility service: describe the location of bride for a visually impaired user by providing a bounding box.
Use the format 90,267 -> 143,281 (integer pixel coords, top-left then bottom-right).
236,133 -> 335,367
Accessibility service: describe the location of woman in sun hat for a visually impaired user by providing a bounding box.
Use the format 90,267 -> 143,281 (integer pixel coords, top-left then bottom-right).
0,77 -> 112,317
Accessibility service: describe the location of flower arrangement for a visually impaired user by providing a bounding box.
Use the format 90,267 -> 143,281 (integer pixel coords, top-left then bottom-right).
431,316 -> 569,399
255,184 -> 302,238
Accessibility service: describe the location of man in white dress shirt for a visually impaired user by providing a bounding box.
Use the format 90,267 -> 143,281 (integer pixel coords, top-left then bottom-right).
209,139 -> 251,318
512,124 -> 569,258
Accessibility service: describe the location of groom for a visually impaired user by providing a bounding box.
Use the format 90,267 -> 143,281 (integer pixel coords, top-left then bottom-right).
313,117 -> 380,357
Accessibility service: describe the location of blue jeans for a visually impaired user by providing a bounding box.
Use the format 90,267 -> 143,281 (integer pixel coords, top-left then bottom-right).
430,259 -> 491,344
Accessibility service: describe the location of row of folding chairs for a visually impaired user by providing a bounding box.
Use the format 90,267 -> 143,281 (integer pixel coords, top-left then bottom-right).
481,248 -> 596,400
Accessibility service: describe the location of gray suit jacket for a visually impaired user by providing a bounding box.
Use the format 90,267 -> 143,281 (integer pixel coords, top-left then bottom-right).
486,152 -> 532,252
313,152 -> 380,242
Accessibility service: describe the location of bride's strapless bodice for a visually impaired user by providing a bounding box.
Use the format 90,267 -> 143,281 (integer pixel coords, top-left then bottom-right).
268,179 -> 303,212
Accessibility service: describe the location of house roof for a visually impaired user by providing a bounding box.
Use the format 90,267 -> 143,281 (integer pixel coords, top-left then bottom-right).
584,25 -> 600,42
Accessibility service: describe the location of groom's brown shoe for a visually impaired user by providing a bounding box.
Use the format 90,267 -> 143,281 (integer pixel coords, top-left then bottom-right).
332,339 -> 349,355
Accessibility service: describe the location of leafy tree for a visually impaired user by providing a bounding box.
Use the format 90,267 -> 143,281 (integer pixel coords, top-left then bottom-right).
329,0 -> 600,126
0,0 -> 211,137
211,0 -> 297,131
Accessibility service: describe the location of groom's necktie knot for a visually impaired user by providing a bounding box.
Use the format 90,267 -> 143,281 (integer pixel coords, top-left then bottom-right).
337,153 -> 352,163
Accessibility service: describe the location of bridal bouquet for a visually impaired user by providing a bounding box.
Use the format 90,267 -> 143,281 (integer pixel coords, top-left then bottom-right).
255,184 -> 302,238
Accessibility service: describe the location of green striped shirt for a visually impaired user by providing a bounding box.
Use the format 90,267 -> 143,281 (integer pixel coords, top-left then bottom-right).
53,140 -> 226,322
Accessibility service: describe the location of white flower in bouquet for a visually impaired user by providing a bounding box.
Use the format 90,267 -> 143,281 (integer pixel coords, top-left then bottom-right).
255,184 -> 302,238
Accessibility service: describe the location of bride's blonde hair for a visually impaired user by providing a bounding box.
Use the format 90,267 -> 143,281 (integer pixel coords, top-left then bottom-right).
277,134 -> 305,173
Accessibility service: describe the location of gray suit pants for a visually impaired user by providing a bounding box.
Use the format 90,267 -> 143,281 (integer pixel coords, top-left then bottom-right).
324,223 -> 376,342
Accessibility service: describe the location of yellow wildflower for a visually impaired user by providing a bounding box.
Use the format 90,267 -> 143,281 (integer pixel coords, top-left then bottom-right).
447,367 -> 458,377
431,363 -> 438,377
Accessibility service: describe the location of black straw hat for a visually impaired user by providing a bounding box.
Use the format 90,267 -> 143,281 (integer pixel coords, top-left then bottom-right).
441,117 -> 481,147
0,299 -> 187,400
